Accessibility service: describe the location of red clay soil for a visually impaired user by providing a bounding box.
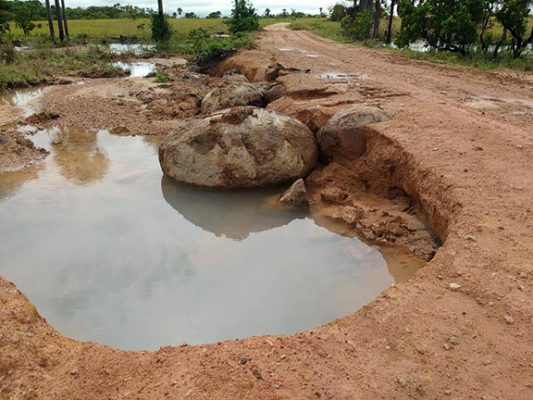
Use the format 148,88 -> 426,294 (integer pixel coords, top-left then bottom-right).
1,25 -> 533,399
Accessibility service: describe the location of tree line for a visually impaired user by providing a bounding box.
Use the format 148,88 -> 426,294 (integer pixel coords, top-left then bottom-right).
330,0 -> 532,58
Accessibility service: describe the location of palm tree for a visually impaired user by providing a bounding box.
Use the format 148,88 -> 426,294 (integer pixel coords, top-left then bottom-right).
157,0 -> 163,18
61,0 -> 69,38
53,0 -> 64,41
44,0 -> 55,41
177,7 -> 182,17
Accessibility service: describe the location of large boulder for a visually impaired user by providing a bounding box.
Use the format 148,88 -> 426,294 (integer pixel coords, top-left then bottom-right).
159,106 -> 318,188
316,105 -> 390,161
201,75 -> 264,114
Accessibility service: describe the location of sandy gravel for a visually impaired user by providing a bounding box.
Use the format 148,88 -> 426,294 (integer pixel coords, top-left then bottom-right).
1,26 -> 533,400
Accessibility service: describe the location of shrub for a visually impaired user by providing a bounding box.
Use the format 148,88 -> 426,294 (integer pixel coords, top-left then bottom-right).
151,13 -> 172,42
341,11 -> 373,41
226,0 -> 259,34
186,28 -> 250,66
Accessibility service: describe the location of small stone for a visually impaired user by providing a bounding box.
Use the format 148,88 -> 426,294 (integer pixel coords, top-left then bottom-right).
251,367 -> 262,380
239,357 -> 249,365
397,377 -> 408,387
449,283 -> 461,291
320,187 -> 349,204
464,235 -> 476,242
443,343 -> 452,350
444,389 -> 452,395
279,178 -> 308,208
448,336 -> 460,345
504,314 -> 514,324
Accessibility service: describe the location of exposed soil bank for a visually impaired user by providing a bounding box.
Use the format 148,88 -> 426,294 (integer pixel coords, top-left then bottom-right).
1,26 -> 533,400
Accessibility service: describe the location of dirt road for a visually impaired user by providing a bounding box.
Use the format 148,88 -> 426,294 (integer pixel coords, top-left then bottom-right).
1,26 -> 533,399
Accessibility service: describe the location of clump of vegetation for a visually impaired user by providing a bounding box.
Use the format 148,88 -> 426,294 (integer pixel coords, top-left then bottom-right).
154,71 -> 170,82
226,0 -> 260,34
396,0 -> 483,55
341,10 -> 374,41
186,27 -> 251,66
397,0 -> 533,59
151,13 -> 172,42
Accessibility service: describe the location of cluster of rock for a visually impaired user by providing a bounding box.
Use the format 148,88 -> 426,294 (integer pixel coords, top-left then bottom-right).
158,71 -> 390,204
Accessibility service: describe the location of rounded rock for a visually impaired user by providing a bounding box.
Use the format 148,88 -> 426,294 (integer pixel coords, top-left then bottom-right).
201,76 -> 264,114
159,107 -> 318,188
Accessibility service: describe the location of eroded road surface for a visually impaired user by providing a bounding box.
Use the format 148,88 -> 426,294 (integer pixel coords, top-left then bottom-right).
2,25 -> 533,399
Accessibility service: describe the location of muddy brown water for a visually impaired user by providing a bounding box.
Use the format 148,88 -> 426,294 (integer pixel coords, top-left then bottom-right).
0,127 -> 424,350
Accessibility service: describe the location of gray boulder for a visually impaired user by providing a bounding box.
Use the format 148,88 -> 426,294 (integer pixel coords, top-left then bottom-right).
317,105 -> 390,160
159,107 -> 318,188
201,76 -> 263,114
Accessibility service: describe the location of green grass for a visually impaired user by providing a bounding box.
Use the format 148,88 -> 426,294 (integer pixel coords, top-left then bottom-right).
0,18 -> 261,90
0,44 -> 136,90
10,18 -> 228,41
8,17 -> 321,42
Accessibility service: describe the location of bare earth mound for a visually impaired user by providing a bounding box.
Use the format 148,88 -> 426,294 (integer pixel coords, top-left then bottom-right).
1,26 -> 533,399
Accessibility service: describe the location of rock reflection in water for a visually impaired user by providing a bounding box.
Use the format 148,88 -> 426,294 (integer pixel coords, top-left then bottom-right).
48,126 -> 110,185
161,176 -> 307,240
0,166 -> 42,200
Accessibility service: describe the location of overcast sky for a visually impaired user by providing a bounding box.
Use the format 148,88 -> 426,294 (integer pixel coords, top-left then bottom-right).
65,0 -> 345,16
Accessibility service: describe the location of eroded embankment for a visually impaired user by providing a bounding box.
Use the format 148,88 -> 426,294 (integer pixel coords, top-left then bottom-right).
213,58 -> 449,262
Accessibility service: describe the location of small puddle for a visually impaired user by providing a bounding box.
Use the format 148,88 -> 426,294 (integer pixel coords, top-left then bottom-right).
112,61 -> 156,78
0,128 -> 424,350
0,87 -> 43,110
108,43 -> 156,54
319,72 -> 368,80
0,87 -> 44,125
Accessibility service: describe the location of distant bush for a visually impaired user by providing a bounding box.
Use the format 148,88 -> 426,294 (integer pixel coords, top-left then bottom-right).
226,0 -> 259,34
151,13 -> 172,42
341,11 -> 373,41
187,27 -> 251,66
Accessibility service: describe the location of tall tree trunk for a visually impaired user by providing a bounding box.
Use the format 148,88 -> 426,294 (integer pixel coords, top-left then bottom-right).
61,0 -> 69,38
493,27 -> 507,58
386,0 -> 395,43
53,0 -> 64,41
157,0 -> 164,17
372,0 -> 381,39
45,0 -> 55,41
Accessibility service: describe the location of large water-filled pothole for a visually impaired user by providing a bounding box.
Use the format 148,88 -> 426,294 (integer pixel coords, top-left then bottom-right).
0,127 -> 424,350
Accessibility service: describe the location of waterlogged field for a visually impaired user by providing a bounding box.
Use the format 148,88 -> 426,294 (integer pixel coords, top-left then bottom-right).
10,17 -> 319,40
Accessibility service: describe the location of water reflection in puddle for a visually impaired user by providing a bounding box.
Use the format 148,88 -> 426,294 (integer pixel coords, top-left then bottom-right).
0,128 -> 423,350
320,72 -> 368,80
112,62 -> 156,78
108,43 -> 156,54
0,87 -> 44,119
